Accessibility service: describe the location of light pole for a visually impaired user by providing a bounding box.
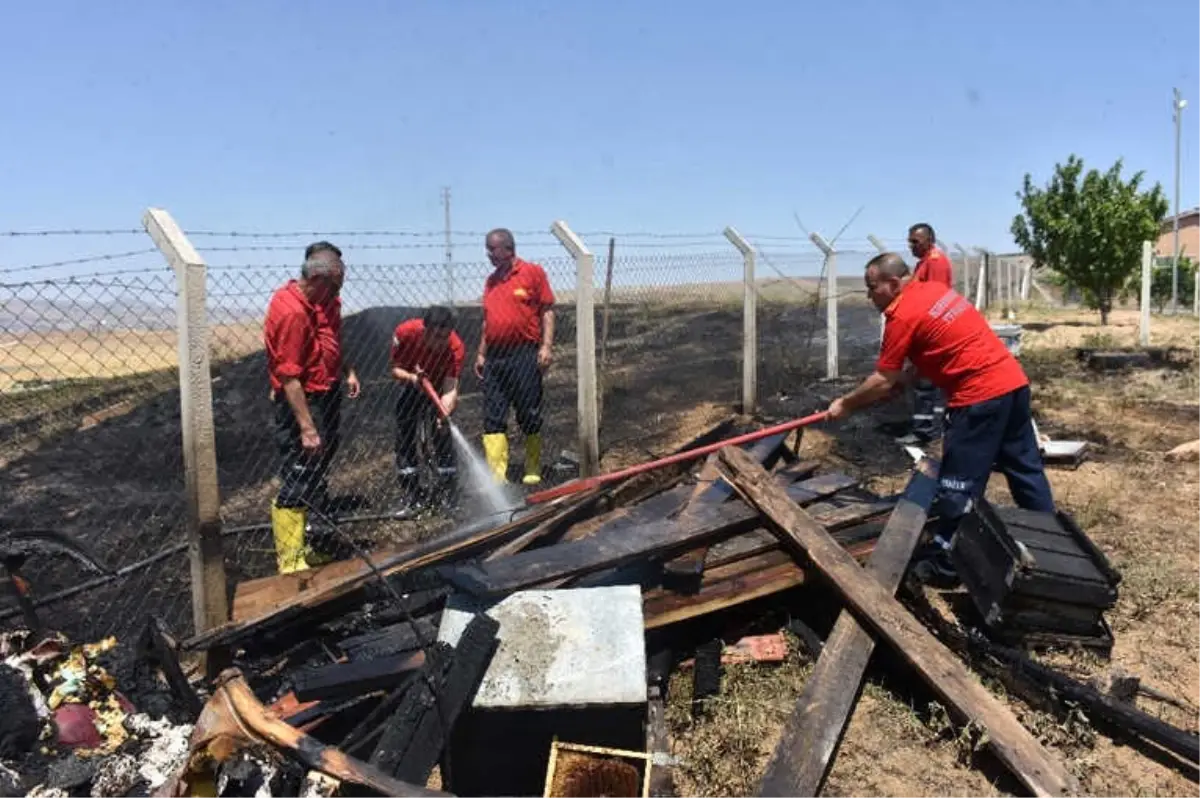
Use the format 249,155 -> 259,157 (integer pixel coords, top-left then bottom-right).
1171,88 -> 1186,313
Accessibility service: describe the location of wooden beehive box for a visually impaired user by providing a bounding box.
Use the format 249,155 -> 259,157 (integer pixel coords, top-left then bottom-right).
950,499 -> 1121,651
543,740 -> 651,798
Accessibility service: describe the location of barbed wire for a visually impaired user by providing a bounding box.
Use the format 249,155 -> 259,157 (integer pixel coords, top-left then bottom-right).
0,229 -> 145,237
0,248 -> 161,275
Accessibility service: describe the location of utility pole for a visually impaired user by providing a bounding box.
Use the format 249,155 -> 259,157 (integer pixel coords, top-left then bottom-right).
1172,89 -> 1186,314
442,186 -> 454,306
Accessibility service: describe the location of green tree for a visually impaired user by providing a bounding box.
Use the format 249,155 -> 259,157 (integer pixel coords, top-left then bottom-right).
1011,155 -> 1168,325
1151,255 -> 1196,313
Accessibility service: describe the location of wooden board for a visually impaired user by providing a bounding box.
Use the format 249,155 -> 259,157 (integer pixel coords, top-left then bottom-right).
662,456 -> 819,585
186,494 -> 590,651
643,537 -> 878,630
443,473 -> 858,599
704,491 -> 892,568
717,446 -> 1078,798
758,457 -> 940,797
231,544 -> 411,622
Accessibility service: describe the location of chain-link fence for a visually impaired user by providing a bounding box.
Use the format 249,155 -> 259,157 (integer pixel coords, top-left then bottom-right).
0,239 -> 195,642
0,220 -> 978,644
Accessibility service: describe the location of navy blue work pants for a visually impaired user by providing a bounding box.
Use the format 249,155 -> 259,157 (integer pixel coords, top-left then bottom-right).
934,385 -> 1055,540
482,344 -> 544,436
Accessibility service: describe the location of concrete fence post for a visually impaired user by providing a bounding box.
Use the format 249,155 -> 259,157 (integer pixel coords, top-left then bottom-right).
143,207 -> 228,636
974,248 -> 989,310
724,226 -> 757,414
551,220 -> 600,477
953,243 -> 970,298
1140,240 -> 1153,346
867,234 -> 887,253
810,232 -> 838,379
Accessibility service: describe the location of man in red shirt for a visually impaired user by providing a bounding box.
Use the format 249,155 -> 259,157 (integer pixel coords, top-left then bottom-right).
907,222 -> 954,287
827,252 -> 1054,584
263,241 -> 361,573
903,222 -> 955,442
475,228 -> 556,485
390,306 -> 465,514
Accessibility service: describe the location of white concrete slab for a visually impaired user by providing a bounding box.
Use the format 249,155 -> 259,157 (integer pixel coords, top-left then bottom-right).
437,585 -> 647,710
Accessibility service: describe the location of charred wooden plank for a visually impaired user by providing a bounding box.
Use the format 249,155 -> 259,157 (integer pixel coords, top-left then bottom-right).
658,431 -> 812,588
642,538 -> 879,630
185,495 -> 583,652
138,615 -> 204,718
758,457 -> 940,797
338,617 -> 441,662
717,445 -> 1078,798
705,491 -> 892,568
443,473 -> 858,599
371,614 -> 500,782
292,650 -> 426,703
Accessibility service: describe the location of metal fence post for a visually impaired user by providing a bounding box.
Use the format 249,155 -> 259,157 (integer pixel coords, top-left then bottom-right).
724,226 -> 757,414
867,235 -> 887,253
551,220 -> 599,477
142,207 -> 228,635
810,232 -> 838,379
1140,240 -> 1153,346
953,244 -> 970,298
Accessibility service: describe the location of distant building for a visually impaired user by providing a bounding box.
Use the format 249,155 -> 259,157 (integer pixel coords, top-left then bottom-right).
1156,208 -> 1199,261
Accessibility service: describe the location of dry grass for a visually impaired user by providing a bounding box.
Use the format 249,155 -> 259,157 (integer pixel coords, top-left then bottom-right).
664,305 -> 1200,797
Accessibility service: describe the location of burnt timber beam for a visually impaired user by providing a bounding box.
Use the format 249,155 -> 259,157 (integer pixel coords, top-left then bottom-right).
757,457 -> 940,797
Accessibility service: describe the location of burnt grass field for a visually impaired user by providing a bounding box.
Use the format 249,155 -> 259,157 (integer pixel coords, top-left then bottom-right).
0,293 -> 883,642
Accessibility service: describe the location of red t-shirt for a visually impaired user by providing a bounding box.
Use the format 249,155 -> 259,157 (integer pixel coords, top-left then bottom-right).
482,258 -> 555,347
264,280 -> 338,394
913,247 -> 954,287
390,319 -> 466,387
315,296 -> 343,381
877,281 -> 1027,407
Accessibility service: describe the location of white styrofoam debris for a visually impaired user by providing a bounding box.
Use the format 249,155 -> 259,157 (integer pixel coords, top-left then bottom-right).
124,714 -> 193,791
92,754 -> 139,798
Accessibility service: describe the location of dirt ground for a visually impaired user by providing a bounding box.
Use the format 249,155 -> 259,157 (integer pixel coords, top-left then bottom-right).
664,307 -> 1200,798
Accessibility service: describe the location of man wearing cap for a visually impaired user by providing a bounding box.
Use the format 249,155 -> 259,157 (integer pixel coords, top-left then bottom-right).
475,228 -> 555,485
827,251 -> 1054,584
390,305 -> 465,514
263,242 -> 360,573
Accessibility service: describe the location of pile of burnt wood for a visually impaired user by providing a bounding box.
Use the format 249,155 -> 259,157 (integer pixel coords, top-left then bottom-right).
151,415 -> 1196,798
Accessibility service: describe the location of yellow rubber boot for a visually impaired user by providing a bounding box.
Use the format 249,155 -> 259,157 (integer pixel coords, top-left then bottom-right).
523,433 -> 543,485
482,433 -> 509,483
271,502 -> 311,574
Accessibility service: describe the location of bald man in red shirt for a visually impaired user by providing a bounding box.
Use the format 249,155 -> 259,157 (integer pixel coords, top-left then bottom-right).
828,251 -> 1054,585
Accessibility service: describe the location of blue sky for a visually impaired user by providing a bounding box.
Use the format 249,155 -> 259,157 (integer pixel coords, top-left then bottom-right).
1,0 -> 1196,283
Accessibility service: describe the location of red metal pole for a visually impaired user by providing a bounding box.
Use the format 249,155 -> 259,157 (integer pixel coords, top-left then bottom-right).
523,410 -> 829,506
419,376 -> 450,420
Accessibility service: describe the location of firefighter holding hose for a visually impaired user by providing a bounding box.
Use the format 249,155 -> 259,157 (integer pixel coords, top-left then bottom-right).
390,306 -> 464,514
475,228 -> 556,486
263,242 -> 361,574
827,251 -> 1055,585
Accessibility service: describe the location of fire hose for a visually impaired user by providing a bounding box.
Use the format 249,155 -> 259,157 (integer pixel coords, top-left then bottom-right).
418,375 -> 451,421
523,410 -> 830,506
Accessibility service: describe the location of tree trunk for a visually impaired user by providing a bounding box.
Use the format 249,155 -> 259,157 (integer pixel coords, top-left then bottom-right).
1100,303 -> 1110,325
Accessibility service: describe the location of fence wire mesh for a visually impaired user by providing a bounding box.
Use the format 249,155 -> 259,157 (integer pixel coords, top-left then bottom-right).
0,223 -> 958,644
0,244 -> 194,642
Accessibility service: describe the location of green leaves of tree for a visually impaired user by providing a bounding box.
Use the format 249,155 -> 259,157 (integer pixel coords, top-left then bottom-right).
1011,154 -> 1168,324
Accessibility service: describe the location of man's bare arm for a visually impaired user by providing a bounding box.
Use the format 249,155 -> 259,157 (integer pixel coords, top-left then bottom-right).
281,378 -> 317,434
542,309 -> 555,347
829,369 -> 902,419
